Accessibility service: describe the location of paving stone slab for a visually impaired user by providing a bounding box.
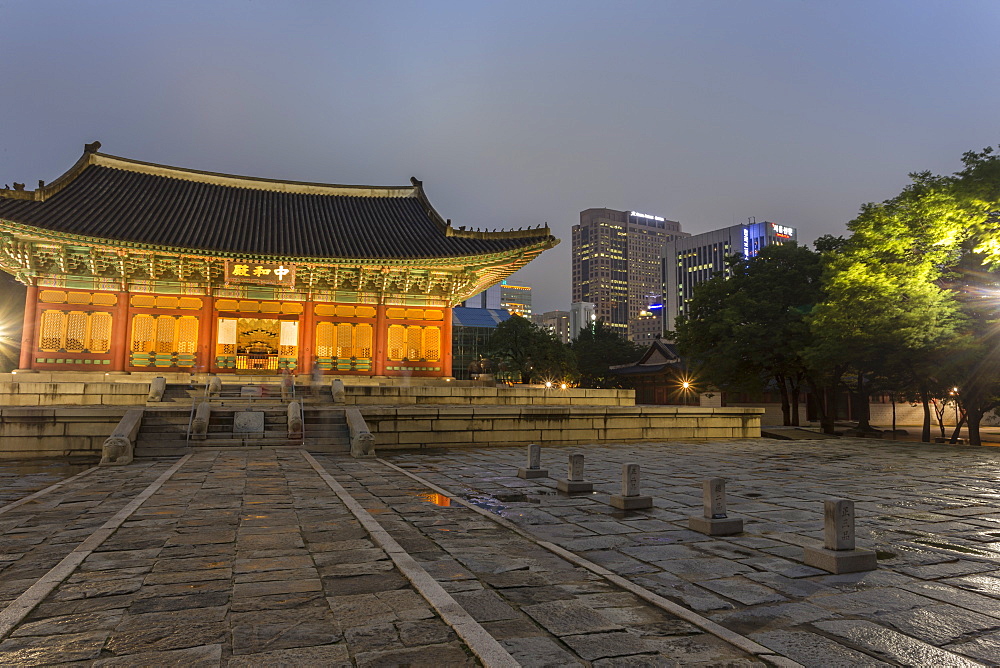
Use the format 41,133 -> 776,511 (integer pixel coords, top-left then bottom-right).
750,630 -> 892,667
353,641 -> 476,667
224,643 -> 351,667
94,643 -> 223,667
876,603 -> 1000,645
500,636 -> 584,667
814,619 -> 981,667
521,599 -> 624,635
0,630 -> 109,665
11,609 -> 124,637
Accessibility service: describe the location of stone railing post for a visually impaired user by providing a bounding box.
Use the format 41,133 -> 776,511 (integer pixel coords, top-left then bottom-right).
190,401 -> 211,440
557,453 -> 593,493
803,499 -> 877,573
147,377 -> 166,402
689,478 -> 743,535
610,463 -> 652,509
100,408 -> 144,466
287,401 -> 303,438
332,379 -> 346,404
517,444 -> 548,479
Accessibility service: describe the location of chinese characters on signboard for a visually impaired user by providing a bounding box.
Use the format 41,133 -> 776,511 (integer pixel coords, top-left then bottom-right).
224,261 -> 296,285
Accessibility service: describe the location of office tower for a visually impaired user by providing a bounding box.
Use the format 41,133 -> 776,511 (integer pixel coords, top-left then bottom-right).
499,282 -> 532,316
569,301 -> 596,340
533,310 -> 571,344
572,208 -> 687,334
662,221 -> 797,331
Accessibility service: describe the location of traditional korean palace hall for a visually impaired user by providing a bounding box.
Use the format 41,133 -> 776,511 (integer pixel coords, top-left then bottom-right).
0,143 -> 557,378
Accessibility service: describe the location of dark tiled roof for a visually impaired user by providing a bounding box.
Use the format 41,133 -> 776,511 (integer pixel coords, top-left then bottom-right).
0,156 -> 553,260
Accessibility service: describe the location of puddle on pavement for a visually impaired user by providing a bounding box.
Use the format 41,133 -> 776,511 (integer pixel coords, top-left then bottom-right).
416,492 -> 452,507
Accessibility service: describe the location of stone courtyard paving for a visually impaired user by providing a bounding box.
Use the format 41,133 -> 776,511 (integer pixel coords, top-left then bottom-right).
385,438 -> 1000,666
0,448 -> 765,666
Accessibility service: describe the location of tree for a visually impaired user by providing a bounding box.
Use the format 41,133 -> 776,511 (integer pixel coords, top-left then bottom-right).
809,146 -> 1000,444
571,321 -> 643,388
485,315 -> 575,384
675,242 -> 823,426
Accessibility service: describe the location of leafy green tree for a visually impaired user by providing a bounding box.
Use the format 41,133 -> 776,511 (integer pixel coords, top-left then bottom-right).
675,242 -> 822,426
571,321 -> 643,388
809,146 -> 1000,443
486,315 -> 575,384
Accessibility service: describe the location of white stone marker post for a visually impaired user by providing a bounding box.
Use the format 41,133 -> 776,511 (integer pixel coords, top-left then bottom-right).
557,453 -> 594,493
689,478 -> 743,535
803,499 -> 877,574
610,463 -> 653,510
517,444 -> 549,479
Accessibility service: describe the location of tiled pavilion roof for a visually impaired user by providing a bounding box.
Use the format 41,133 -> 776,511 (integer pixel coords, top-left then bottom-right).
0,143 -> 555,259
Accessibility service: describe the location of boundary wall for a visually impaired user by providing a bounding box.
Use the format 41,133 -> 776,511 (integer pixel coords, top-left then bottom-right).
0,407 -> 130,459
359,406 -> 763,450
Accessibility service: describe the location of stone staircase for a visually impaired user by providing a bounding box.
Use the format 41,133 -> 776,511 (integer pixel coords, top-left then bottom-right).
134,404 -> 351,456
303,408 -> 351,454
154,382 -> 331,406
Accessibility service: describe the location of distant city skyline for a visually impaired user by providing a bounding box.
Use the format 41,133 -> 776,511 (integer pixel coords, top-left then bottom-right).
3,1 -> 999,313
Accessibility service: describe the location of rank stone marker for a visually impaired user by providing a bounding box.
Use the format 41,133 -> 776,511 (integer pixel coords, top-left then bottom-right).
557,453 -> 594,493
517,443 -> 549,479
610,463 -> 653,509
803,499 -> 877,574
689,478 -> 743,535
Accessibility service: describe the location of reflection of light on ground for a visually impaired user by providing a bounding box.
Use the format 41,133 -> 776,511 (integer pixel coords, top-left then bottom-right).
419,492 -> 451,507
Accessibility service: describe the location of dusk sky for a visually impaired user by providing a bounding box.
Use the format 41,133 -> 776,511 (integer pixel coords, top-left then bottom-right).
3,1 -> 999,312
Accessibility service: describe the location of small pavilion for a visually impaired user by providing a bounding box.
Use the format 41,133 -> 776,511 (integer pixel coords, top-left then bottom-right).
0,143 -> 557,378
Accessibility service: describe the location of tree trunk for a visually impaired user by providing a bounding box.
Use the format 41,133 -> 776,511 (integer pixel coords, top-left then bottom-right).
891,392 -> 897,439
776,374 -> 791,426
821,385 -> 838,435
949,415 -> 966,444
967,406 -> 984,446
854,372 -> 872,431
919,389 -> 931,443
790,383 -> 801,427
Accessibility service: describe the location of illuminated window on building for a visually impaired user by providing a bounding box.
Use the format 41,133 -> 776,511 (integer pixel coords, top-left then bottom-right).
387,324 -> 441,362
316,322 -> 375,361
130,314 -> 200,363
38,310 -> 115,354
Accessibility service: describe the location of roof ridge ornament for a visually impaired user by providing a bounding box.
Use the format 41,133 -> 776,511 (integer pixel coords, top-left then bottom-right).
84,141 -> 102,154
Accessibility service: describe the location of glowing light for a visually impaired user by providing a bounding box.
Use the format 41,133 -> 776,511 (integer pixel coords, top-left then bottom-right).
682,381 -> 691,389
545,381 -> 553,388
560,383 -> 568,390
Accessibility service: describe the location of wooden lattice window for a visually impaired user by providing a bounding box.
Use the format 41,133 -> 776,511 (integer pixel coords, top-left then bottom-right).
177,317 -> 199,353
316,322 -> 335,357
38,310 -> 114,354
39,310 -> 64,351
155,317 -> 175,353
406,326 -> 422,360
131,314 -> 155,353
356,324 -> 373,358
388,325 -> 406,361
336,323 -> 353,358
423,326 -> 441,362
132,314 -> 199,355
89,312 -> 113,353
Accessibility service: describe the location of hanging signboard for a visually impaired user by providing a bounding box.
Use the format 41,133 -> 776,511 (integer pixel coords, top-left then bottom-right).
225,260 -> 296,286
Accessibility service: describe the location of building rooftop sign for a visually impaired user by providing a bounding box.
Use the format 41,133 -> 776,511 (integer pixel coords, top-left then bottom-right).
630,211 -> 665,222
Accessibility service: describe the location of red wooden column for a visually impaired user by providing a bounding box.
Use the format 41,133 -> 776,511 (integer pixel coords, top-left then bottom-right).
299,301 -> 314,375
441,306 -> 453,378
110,291 -> 130,371
373,304 -> 387,376
17,283 -> 38,370
197,294 -> 214,374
